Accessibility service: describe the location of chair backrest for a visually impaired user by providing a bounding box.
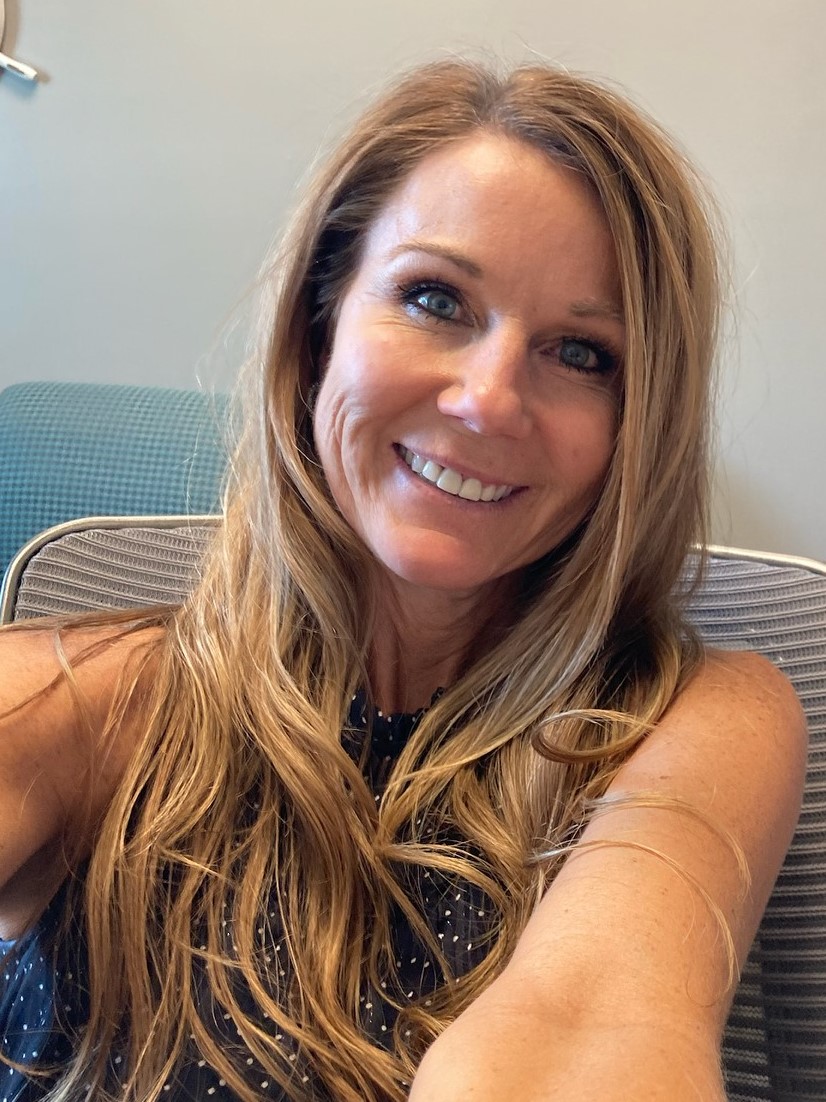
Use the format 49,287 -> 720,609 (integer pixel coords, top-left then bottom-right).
693,546 -> 826,1101
0,515 -> 219,622
0,381 -> 228,580
1,521 -> 824,1101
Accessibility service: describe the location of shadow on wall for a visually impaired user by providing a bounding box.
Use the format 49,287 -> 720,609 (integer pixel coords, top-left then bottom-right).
712,461 -> 812,559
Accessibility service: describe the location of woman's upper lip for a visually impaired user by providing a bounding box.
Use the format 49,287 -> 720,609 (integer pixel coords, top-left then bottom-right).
396,442 -> 526,489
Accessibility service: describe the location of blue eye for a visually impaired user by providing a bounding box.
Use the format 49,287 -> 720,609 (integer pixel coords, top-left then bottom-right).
559,339 -> 599,371
556,338 -> 618,375
400,281 -> 464,322
413,288 -> 460,319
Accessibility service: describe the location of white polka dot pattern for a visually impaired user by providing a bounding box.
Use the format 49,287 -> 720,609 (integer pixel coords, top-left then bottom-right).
1,691 -> 495,1100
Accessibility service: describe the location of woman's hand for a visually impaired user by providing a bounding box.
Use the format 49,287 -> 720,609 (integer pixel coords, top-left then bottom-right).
410,650 -> 807,1100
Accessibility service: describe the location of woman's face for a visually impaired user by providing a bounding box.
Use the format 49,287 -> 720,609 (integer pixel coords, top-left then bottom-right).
313,134 -> 624,601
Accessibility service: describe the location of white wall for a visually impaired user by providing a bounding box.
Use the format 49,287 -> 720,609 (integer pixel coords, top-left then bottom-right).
1,0 -> 824,558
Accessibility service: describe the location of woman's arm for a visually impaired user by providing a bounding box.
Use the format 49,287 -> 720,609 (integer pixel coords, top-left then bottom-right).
409,650 -> 808,1101
0,624 -> 155,936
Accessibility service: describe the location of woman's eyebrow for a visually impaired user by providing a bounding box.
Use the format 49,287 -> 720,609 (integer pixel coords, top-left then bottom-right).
568,299 -> 625,323
387,240 -> 484,278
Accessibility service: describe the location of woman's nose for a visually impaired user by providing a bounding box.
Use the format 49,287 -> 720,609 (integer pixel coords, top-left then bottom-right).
436,328 -> 532,439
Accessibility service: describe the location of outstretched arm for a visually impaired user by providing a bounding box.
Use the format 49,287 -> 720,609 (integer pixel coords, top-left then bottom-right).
409,650 -> 807,1101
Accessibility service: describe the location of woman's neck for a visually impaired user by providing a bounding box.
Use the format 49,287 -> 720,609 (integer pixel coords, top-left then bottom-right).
368,574 -> 518,713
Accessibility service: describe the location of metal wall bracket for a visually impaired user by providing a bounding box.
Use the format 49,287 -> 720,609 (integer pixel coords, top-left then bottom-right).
0,0 -> 38,81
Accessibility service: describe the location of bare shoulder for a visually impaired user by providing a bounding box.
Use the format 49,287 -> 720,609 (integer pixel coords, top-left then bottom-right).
0,619 -> 165,933
0,615 -> 166,733
0,618 -> 164,728
671,645 -> 807,745
0,616 -> 166,765
627,646 -> 809,861
595,645 -> 808,940
612,646 -> 807,801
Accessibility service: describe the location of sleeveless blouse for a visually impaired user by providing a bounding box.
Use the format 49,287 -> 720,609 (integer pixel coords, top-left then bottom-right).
1,693 -> 494,1101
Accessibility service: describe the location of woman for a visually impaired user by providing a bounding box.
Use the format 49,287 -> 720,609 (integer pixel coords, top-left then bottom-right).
0,60 -> 806,1101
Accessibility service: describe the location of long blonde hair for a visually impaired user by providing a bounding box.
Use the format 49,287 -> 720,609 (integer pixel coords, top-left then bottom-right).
42,59 -> 721,1101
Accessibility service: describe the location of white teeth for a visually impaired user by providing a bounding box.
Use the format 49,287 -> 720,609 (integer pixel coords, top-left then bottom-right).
458,478 -> 482,502
400,448 -> 513,503
436,468 -> 462,495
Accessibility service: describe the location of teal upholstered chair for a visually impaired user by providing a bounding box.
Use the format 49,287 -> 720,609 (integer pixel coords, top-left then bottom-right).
0,381 -> 228,580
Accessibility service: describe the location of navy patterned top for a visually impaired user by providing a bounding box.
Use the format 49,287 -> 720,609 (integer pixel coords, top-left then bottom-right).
1,693 -> 494,1101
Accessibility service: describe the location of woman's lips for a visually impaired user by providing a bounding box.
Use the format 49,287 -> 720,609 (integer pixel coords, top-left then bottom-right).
397,445 -> 516,502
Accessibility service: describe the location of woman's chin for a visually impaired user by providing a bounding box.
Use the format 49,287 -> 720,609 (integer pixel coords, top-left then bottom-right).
374,535 -> 516,600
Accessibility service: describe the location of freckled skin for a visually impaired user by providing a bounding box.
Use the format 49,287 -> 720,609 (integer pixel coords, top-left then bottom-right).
314,134 -> 624,626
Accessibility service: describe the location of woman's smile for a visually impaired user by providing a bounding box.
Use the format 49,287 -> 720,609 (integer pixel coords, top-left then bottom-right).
395,444 -> 519,503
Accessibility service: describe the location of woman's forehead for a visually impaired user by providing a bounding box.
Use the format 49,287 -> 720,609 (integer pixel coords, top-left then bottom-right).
356,133 -> 622,317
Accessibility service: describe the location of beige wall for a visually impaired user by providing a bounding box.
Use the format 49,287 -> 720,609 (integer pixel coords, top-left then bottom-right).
1,0 -> 824,557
